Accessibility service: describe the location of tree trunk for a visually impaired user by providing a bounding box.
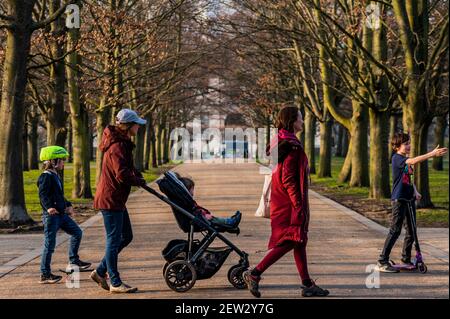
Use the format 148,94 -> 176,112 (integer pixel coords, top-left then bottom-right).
28,113 -> 39,170
67,19 -> 92,199
47,0 -> 68,147
0,2 -> 34,225
415,120 -> 433,208
338,139 -> 352,183
349,100 -> 369,187
143,114 -> 152,170
67,119 -> 73,163
23,121 -> 29,171
341,128 -> 349,158
369,110 -> 391,198
95,103 -> 111,185
157,122 -> 164,166
151,127 -> 158,168
318,115 -> 332,178
304,109 -> 316,174
432,115 -> 447,171
335,124 -> 344,157
163,122 -> 171,164
134,125 -> 145,172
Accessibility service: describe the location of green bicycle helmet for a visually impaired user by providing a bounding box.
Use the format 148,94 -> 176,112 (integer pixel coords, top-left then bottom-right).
39,146 -> 70,161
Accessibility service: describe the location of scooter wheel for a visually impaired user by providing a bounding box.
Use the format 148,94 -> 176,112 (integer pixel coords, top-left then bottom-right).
418,263 -> 427,274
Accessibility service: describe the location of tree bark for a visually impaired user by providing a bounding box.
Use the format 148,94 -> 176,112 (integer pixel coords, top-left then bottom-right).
349,100 -> 369,187
415,119 -> 433,208
28,111 -> 39,170
143,114 -> 152,170
46,0 -> 68,147
338,139 -> 352,183
304,109 -> 316,174
0,1 -> 34,225
163,122 -> 171,164
335,124 -> 344,157
369,110 -> 391,198
151,126 -> 158,168
134,125 -> 145,172
318,115 -> 332,178
23,121 -> 29,171
432,115 -> 447,171
67,17 -> 92,199
95,102 -> 111,185
67,119 -> 73,163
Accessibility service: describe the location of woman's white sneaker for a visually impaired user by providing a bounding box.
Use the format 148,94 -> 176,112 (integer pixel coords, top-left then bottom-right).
110,282 -> 138,293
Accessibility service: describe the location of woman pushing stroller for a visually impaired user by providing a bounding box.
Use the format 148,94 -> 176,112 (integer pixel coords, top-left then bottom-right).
91,109 -> 147,293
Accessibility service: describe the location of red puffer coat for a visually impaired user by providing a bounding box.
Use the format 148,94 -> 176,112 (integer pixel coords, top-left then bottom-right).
94,125 -> 145,211
268,138 -> 310,249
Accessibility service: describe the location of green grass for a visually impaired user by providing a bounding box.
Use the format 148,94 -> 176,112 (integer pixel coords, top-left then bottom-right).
310,155 -> 449,224
24,161 -> 179,221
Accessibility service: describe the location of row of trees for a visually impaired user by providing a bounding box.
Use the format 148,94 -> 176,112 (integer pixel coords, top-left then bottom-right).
0,0 -> 219,226
216,0 -> 448,205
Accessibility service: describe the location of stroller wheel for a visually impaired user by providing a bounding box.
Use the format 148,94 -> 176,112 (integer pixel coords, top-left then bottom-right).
227,265 -> 247,289
164,260 -> 197,293
418,263 -> 427,274
162,257 -> 185,276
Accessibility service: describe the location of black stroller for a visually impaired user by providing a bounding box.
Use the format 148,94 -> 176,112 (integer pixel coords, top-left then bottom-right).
141,171 -> 249,293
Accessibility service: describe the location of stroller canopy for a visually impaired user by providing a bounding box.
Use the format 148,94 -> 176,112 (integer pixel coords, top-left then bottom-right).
156,171 -> 200,232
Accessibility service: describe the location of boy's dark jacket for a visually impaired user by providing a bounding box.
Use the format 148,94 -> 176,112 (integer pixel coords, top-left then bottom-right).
37,171 -> 72,214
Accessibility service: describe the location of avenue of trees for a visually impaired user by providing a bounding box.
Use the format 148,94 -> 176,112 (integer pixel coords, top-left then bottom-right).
0,0 -> 217,225
218,0 -> 448,204
0,0 -> 448,226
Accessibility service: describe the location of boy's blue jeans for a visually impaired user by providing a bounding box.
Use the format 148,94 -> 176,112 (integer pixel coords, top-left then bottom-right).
40,212 -> 83,276
96,210 -> 133,287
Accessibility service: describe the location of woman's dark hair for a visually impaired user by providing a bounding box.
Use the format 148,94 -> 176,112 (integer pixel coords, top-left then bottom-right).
179,177 -> 195,191
276,106 -> 300,132
391,132 -> 410,151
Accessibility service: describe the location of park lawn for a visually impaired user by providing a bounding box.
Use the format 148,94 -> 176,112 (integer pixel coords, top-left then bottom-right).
23,161 -> 181,222
310,156 -> 449,226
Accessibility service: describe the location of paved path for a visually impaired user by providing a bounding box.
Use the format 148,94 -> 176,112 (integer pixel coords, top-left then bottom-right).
0,162 -> 448,298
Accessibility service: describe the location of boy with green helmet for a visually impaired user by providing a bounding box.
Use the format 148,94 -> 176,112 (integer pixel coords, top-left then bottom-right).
39,145 -> 70,161
37,145 -> 91,284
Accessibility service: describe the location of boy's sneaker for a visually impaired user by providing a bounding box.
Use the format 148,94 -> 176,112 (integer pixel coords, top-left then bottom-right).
376,262 -> 399,273
90,270 -> 110,291
301,281 -> 330,297
39,273 -> 62,284
69,260 -> 92,271
243,269 -> 261,298
110,282 -> 138,294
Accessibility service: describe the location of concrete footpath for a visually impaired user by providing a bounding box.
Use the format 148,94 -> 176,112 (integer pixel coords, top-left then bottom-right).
0,162 -> 448,298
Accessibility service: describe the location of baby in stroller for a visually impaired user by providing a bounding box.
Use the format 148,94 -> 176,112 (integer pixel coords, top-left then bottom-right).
175,174 -> 242,228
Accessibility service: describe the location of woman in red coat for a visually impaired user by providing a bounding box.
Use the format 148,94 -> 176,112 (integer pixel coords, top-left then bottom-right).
243,106 -> 329,298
